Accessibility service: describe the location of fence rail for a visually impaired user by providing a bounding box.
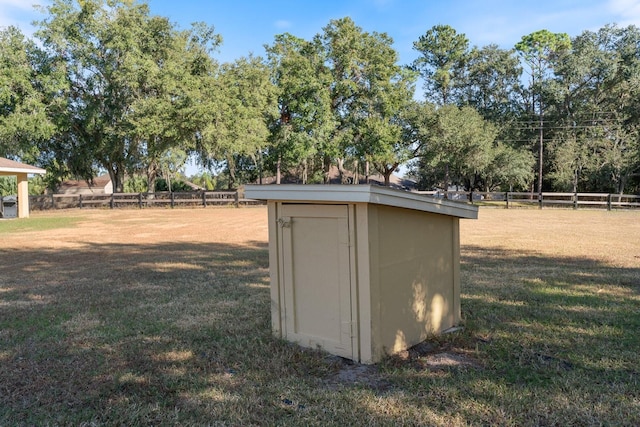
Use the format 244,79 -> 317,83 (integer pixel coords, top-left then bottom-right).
28,190 -> 263,211
12,189 -> 640,212
415,191 -> 640,210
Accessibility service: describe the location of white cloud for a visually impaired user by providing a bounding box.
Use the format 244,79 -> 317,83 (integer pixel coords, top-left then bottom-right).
607,0 -> 640,26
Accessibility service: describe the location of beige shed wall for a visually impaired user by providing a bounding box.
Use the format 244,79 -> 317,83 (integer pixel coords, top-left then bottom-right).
367,204 -> 460,361
260,191 -> 468,365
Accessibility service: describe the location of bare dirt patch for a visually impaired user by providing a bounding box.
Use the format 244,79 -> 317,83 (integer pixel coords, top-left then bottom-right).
2,207 -> 268,249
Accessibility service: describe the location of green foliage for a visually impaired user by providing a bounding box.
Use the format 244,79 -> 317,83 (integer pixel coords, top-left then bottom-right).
0,3 -> 637,194
0,176 -> 16,196
154,178 -> 192,192
459,44 -> 524,122
265,33 -> 335,183
123,175 -> 147,193
198,55 -> 277,188
0,26 -> 61,163
484,143 -> 535,191
411,105 -> 497,190
413,24 -> 470,105
35,0 -> 221,193
319,17 -> 418,183
188,171 -> 217,190
27,176 -> 48,196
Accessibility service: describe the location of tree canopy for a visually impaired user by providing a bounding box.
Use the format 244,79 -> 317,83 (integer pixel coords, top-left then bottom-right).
0,1 -> 638,195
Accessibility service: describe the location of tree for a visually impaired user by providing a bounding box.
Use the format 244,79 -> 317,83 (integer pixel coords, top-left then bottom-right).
546,25 -> 640,193
0,26 -> 62,163
412,25 -> 469,105
198,55 -> 277,188
265,33 -> 335,184
458,44 -> 523,122
127,18 -> 220,192
411,105 -> 496,192
483,143 -> 535,191
317,17 -> 416,185
35,0 -> 220,192
515,29 -> 571,195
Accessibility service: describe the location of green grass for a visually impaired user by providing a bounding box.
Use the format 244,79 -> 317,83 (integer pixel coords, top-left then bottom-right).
0,215 -> 80,234
0,208 -> 638,426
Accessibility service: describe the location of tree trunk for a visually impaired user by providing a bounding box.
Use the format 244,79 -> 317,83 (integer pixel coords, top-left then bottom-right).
383,170 -> 392,186
337,158 -> 348,184
106,163 -> 124,194
302,158 -> 308,184
353,159 -> 359,184
365,160 -> 370,184
276,155 -> 281,185
324,156 -> 331,184
444,164 -> 450,199
227,156 -> 236,190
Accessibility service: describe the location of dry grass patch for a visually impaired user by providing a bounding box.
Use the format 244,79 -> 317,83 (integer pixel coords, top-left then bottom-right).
0,206 -> 638,426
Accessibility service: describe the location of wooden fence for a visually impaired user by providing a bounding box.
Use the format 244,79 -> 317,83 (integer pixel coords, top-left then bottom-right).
28,190 -> 263,211
416,191 -> 640,210
19,189 -> 640,212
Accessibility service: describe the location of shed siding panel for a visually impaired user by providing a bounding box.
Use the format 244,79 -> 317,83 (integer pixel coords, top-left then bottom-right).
373,205 -> 458,355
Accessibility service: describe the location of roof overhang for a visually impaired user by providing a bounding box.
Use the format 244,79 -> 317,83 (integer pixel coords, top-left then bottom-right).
245,184 -> 479,219
0,157 -> 46,175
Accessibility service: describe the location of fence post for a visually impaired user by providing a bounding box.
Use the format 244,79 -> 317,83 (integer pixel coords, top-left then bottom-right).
202,191 -> 207,208
538,192 -> 543,209
607,193 -> 612,211
469,191 -> 474,204
51,193 -> 55,209
170,192 -> 175,208
138,192 -> 142,209
505,192 -> 509,209
573,192 -> 578,210
234,191 -> 239,208
79,194 -> 83,209
110,193 -> 114,209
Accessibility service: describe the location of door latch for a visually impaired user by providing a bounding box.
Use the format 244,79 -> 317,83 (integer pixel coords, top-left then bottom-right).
277,217 -> 292,228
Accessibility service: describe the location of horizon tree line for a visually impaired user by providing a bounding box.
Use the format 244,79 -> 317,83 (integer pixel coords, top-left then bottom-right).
1,0 -> 638,195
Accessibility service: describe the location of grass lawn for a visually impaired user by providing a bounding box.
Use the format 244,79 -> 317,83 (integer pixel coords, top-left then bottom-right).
0,206 -> 638,426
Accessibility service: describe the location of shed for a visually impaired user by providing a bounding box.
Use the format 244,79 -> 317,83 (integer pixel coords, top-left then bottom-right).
0,157 -> 46,218
244,184 -> 478,364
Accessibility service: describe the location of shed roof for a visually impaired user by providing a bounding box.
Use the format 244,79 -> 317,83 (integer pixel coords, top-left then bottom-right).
0,157 -> 46,175
245,184 -> 478,219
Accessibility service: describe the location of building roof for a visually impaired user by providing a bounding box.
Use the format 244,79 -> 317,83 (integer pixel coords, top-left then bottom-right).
0,157 -> 46,175
58,174 -> 112,191
245,184 -> 479,219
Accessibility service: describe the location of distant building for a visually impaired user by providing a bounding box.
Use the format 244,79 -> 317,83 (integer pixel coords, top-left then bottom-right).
57,175 -> 113,195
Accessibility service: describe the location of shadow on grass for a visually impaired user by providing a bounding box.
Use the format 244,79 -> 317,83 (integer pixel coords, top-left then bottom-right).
438,245 -> 639,423
1,241 -> 639,425
374,245 -> 640,425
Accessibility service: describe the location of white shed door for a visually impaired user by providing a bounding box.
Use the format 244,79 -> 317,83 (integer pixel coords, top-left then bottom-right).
279,204 -> 354,359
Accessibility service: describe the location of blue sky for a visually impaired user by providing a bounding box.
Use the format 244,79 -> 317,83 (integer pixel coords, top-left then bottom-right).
2,0 -> 640,65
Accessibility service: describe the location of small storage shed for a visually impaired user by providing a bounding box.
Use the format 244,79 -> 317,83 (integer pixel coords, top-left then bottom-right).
245,184 -> 478,364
